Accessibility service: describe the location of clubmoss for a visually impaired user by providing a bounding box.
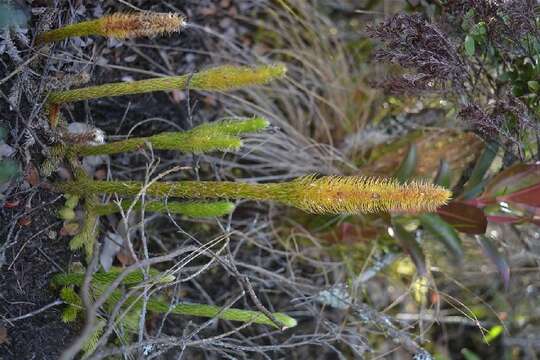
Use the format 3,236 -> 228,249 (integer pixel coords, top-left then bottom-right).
56,175 -> 451,215
36,12 -> 185,44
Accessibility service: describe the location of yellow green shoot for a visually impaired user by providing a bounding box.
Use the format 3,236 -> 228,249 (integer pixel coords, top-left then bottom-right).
36,12 -> 185,44
73,117 -> 269,156
56,175 -> 452,215
92,200 -> 235,218
47,64 -> 287,105
54,267 -> 297,329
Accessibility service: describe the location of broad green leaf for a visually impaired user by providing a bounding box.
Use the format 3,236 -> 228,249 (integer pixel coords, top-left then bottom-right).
465,35 -> 476,56
420,214 -> 463,259
470,22 -> 487,37
434,159 -> 451,188
463,142 -> 498,196
394,143 -> 417,183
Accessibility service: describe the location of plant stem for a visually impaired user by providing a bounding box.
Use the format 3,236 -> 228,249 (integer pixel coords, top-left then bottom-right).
148,300 -> 297,328
47,64 -> 286,105
36,12 -> 185,44
36,19 -> 102,44
92,200 -> 235,218
55,175 -> 452,214
73,117 -> 269,156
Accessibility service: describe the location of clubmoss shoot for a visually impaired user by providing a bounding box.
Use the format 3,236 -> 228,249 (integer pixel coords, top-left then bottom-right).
56,175 -> 451,215
47,64 -> 287,106
36,12 -> 185,44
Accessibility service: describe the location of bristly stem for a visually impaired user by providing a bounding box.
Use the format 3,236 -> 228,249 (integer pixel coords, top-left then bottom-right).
92,200 -> 235,218
56,175 -> 452,214
47,64 -> 286,105
73,117 -> 269,156
36,12 -> 185,44
55,268 -> 297,328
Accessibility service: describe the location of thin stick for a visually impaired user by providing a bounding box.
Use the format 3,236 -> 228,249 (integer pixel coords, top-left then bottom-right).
2,299 -> 64,323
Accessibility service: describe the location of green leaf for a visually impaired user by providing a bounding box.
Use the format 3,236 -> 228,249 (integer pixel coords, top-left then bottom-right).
470,22 -> 487,37
484,325 -> 503,344
434,159 -> 451,188
463,142 -> 498,196
394,144 -> 417,183
93,200 -> 235,218
464,35 -> 476,56
420,214 -> 463,259
528,80 -> 539,92
58,207 -> 76,221
0,159 -> 21,184
461,348 -> 481,360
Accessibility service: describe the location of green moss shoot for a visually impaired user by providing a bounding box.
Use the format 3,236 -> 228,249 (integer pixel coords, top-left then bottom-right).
92,200 -> 235,218
56,175 -> 451,215
47,64 -> 286,105
74,117 -> 269,156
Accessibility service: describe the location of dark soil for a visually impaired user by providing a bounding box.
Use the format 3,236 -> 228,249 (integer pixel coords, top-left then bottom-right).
0,190 -> 77,359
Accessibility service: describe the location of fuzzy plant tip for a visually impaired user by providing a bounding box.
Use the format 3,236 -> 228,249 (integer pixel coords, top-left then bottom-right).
36,12 -> 185,44
287,175 -> 452,214
191,64 -> 287,91
101,12 -> 185,39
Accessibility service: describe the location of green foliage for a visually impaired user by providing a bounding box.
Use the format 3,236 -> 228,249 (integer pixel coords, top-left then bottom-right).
82,319 -> 106,356
59,286 -> 82,323
464,35 -> 476,56
433,159 -> 451,188
52,267 -> 174,287
73,117 -> 269,156
56,175 -> 451,215
153,301 -> 297,328
463,142 -> 499,198
394,143 -> 417,183
52,267 -> 297,330
0,159 -> 21,184
484,325 -> 503,344
92,200 -> 235,218
68,204 -> 98,260
36,12 -> 185,44
419,214 -> 463,260
47,64 -> 286,106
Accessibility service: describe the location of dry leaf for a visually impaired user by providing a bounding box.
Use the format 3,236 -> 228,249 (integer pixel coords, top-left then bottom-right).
60,222 -> 80,237
24,162 -> 39,187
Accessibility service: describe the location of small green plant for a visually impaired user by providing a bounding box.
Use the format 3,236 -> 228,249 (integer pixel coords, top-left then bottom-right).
53,267 -> 297,355
47,64 -> 286,126
53,267 -> 297,328
69,116 -> 270,156
36,12 -> 185,44
56,175 -> 451,215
